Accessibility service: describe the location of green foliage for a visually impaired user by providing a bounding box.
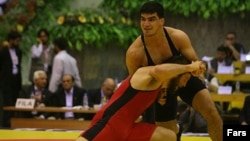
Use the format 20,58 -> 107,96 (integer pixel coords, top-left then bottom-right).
0,0 -> 70,54
53,9 -> 139,50
101,0 -> 250,19
2,0 -> 249,53
0,0 -> 140,53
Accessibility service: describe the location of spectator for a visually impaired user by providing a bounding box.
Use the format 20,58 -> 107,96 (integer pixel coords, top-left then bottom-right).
53,74 -> 86,120
0,30 -> 22,127
49,37 -> 82,93
208,47 -> 235,111
19,70 -> 54,119
239,95 -> 250,125
87,77 -> 117,108
210,47 -> 233,73
30,28 -> 54,86
207,46 -> 233,80
218,31 -> 246,61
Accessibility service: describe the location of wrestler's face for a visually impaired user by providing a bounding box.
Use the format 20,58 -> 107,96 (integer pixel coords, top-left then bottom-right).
140,12 -> 164,37
176,73 -> 191,89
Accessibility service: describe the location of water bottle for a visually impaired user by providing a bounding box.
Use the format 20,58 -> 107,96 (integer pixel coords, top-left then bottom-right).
83,93 -> 89,109
100,96 -> 107,109
235,81 -> 240,94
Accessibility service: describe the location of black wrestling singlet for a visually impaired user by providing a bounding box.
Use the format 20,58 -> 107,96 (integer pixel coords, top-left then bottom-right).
140,28 -> 180,124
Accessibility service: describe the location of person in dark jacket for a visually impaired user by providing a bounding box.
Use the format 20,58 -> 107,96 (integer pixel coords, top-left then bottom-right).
87,77 -> 116,108
54,74 -> 86,119
0,31 -> 22,127
19,70 -> 54,119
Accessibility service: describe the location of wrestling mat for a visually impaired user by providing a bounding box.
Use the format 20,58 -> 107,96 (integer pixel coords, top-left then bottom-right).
0,129 -> 211,141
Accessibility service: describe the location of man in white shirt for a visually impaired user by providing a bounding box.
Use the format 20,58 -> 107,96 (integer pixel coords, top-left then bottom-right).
49,38 -> 82,93
30,28 -> 54,85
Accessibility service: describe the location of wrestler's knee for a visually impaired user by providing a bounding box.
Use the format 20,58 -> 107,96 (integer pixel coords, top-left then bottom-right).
155,119 -> 179,134
150,126 -> 176,141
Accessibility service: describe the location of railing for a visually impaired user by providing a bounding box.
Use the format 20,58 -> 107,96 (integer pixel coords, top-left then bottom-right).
3,106 -> 97,130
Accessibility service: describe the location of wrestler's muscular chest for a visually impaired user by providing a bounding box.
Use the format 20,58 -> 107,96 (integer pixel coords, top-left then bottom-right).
142,41 -> 175,66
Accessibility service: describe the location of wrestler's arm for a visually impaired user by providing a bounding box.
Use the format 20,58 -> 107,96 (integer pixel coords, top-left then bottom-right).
133,61 -> 203,87
171,30 -> 206,76
126,38 -> 144,75
172,29 -> 199,61
149,62 -> 203,81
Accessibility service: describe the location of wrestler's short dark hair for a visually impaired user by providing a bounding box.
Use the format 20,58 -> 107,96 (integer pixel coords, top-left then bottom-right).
140,1 -> 164,18
166,56 -> 192,93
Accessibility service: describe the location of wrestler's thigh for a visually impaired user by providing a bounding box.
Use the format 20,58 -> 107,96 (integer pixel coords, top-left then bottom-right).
192,89 -> 217,117
127,123 -> 157,141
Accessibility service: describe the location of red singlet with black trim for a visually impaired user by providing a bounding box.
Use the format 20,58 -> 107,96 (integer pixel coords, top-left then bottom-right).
80,76 -> 161,141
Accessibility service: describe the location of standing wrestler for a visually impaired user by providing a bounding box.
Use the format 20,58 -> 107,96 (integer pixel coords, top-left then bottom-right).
126,1 -> 222,141
75,56 -> 204,141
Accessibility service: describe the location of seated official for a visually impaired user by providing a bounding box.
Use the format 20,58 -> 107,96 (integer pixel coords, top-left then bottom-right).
87,77 -> 117,108
18,70 -> 54,119
53,74 -> 86,120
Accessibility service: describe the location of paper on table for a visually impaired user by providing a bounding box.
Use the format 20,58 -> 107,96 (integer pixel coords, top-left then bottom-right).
217,66 -> 234,74
245,66 -> 250,74
218,86 -> 232,95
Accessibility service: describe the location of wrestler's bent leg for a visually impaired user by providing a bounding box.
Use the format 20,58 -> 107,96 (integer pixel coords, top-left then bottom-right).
192,89 -> 223,141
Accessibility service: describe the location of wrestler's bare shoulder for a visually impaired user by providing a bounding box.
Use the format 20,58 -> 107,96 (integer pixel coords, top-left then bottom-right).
165,27 -> 187,37
164,26 -> 190,46
126,36 -> 144,55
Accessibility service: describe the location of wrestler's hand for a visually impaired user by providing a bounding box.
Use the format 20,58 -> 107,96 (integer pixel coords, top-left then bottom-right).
190,61 -> 205,77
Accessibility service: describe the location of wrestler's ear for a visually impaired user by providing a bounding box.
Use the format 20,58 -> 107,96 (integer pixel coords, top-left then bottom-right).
160,18 -> 165,26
